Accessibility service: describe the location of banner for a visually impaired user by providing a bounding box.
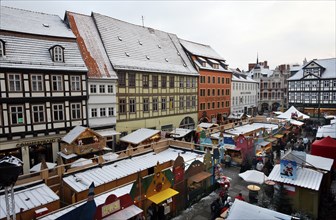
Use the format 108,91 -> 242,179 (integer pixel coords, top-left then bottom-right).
280,160 -> 297,180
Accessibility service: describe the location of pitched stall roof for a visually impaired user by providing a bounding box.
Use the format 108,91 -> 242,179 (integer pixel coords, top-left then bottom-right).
225,123 -> 279,136
0,6 -> 87,72
306,154 -> 334,171
288,58 -> 336,80
63,148 -> 204,193
61,125 -> 87,144
66,12 -> 118,79
120,128 -> 161,145
268,164 -> 323,191
316,124 -> 336,139
0,183 -> 59,219
277,106 -> 310,120
92,12 -> 198,75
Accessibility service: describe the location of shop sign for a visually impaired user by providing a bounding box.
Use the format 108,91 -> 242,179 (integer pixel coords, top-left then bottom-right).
280,160 -> 297,180
102,199 -> 120,217
16,138 -> 59,147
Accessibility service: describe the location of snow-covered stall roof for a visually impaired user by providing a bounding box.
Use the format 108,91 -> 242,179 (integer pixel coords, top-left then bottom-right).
120,128 -> 161,145
306,154 -> 334,171
170,128 -> 193,138
198,123 -> 219,129
67,12 -> 118,79
225,123 -> 279,136
268,164 -> 323,191
179,39 -> 224,60
227,200 -> 291,220
1,6 -> 74,38
40,183 -> 133,219
316,123 -> 336,138
288,58 -> 336,80
61,125 -> 87,144
0,183 -> 59,219
63,148 -> 204,193
210,132 -> 234,140
277,106 -> 310,119
92,12 -> 198,75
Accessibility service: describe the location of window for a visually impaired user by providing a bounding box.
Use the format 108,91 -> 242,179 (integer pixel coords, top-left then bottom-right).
186,96 -> 190,108
323,80 -> 330,87
212,102 -> 215,108
10,106 -> 24,125
207,103 -> 210,109
169,97 -> 174,109
200,89 -> 205,96
143,75 -> 149,88
99,85 -> 105,93
50,45 -> 64,62
222,78 -> 225,84
100,108 -> 106,117
152,75 -> 158,88
32,105 -> 45,123
90,85 -> 97,93
91,108 -> 97,117
169,76 -> 174,88
212,77 -> 215,83
218,89 -> 220,96
71,103 -> 81,119
119,99 -> 126,114
161,76 -> 167,88
161,98 -> 166,110
226,78 -> 230,84
208,89 -> 210,96
118,73 -> 126,87
153,98 -> 158,111
323,92 -> 329,100
71,76 -> 81,91
332,92 -> 336,101
8,74 -> 21,91
108,85 -> 114,93
143,98 -> 149,112
191,78 -> 196,88
31,74 -> 43,91
217,102 -> 220,108
52,104 -> 64,121
129,98 -> 136,113
52,75 -> 63,91
179,76 -> 184,88
222,89 -> 224,96
200,76 -> 205,83
0,39 -> 5,57
179,96 -> 184,109
186,78 -> 190,88
108,107 -> 114,116
225,101 -> 230,107
218,77 -> 221,84
212,89 -> 215,96
192,96 -> 196,107
225,89 -> 230,96
128,73 -> 135,87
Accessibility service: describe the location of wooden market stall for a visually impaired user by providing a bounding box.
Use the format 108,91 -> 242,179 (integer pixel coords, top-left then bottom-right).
119,128 -> 161,148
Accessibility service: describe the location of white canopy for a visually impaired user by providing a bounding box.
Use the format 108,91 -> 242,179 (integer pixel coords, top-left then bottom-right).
277,106 -> 310,119
120,128 -> 160,145
316,123 -> 336,138
70,158 -> 93,168
238,170 -> 268,184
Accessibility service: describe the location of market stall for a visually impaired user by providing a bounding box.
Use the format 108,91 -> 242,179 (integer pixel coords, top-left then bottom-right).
119,128 -> 161,148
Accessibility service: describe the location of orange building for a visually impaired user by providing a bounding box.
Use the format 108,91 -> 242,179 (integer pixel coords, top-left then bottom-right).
180,39 -> 232,124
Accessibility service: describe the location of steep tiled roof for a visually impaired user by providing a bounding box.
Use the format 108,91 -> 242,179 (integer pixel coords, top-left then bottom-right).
288,58 -> 336,80
1,6 -> 74,38
92,13 -> 198,75
67,12 -> 117,79
180,39 -> 224,60
268,164 -> 323,191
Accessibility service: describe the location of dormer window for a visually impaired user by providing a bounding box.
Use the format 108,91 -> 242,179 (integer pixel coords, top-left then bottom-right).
0,39 -> 5,57
213,64 -> 219,69
49,45 -> 64,62
197,57 -> 206,67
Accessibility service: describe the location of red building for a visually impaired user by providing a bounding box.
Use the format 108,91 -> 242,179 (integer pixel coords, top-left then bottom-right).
180,39 -> 232,124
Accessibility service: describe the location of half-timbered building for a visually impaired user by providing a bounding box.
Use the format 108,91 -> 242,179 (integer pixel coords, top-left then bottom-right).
0,6 -> 87,173
288,58 -> 336,116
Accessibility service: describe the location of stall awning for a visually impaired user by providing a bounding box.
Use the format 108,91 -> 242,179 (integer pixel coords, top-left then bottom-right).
148,188 -> 179,204
103,205 -> 143,220
273,134 -> 283,138
96,129 -> 121,137
188,171 -> 212,183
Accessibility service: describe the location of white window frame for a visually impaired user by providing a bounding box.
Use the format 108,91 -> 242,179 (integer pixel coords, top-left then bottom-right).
90,84 -> 97,93
161,97 -> 166,110
10,105 -> 24,125
8,73 -> 22,91
52,75 -> 63,91
31,74 -> 43,92
52,104 -> 64,121
53,46 -> 64,62
0,40 -> 4,57
108,107 -> 114,116
129,98 -> 136,113
100,108 -> 106,117
71,103 -> 81,119
99,85 -> 105,93
143,98 -> 149,112
108,85 -> 114,93
71,76 -> 81,91
91,108 -> 97,117
32,104 -> 45,123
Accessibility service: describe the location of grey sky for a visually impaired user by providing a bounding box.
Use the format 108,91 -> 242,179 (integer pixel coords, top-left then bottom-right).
1,0 -> 335,70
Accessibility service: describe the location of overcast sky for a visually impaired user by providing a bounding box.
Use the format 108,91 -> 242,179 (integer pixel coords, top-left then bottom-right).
2,0 -> 335,70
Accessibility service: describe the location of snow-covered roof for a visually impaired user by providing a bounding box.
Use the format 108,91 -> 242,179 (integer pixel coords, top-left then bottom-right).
40,183 -> 133,219
232,73 -> 257,83
198,123 -> 218,129
61,125 -> 87,144
0,183 -> 59,219
171,128 -> 193,138
225,123 -> 279,136
92,13 -> 198,75
316,123 -> 336,138
247,66 -> 274,78
179,39 -> 224,60
210,132 -> 234,140
95,129 -> 121,137
0,35 -> 87,72
227,200 -> 291,220
1,6 -> 74,38
67,12 -> 118,79
228,113 -> 245,119
306,154 -> 334,171
193,59 -> 231,72
288,58 -> 336,80
120,128 -> 161,145
63,148 -> 204,193
268,164 -> 323,191
277,106 -> 310,120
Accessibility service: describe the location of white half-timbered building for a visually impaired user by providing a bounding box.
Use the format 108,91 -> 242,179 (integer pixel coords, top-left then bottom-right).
0,6 -> 87,173
288,58 -> 336,116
